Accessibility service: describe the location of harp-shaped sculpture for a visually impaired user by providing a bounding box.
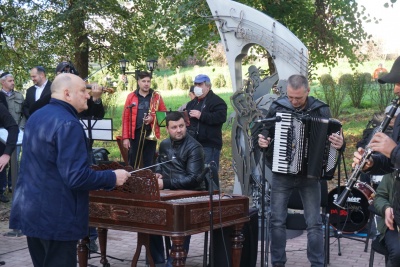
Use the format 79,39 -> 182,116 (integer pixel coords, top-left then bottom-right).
206,0 -> 308,201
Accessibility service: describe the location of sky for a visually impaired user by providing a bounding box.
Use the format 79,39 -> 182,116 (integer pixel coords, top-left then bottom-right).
357,0 -> 400,53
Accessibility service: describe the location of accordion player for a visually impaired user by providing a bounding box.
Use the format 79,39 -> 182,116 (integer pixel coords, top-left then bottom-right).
271,112 -> 342,179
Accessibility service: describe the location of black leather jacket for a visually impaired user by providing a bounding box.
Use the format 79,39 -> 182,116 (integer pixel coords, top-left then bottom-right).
263,96 -> 332,168
155,134 -> 205,190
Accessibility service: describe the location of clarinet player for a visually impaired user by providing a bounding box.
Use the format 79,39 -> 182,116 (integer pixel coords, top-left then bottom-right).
258,74 -> 344,267
353,56 -> 400,267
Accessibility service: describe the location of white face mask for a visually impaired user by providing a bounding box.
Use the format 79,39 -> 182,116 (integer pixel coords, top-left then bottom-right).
193,86 -> 203,97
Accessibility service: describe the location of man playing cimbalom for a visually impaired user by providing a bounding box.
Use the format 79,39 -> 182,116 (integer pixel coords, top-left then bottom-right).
23,66 -> 52,119
353,56 -> 400,267
155,111 -> 205,267
258,74 -> 343,267
9,73 -> 130,267
185,74 -> 227,168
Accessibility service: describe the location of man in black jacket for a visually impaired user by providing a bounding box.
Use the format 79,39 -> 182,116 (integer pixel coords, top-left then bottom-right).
353,57 -> 400,263
23,66 -> 52,119
0,103 -> 19,202
151,111 -> 205,266
155,111 -> 205,190
258,74 -> 343,267
185,74 -> 227,169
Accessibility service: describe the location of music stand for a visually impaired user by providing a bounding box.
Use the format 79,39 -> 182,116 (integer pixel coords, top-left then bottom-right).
80,118 -> 114,143
0,128 -> 24,238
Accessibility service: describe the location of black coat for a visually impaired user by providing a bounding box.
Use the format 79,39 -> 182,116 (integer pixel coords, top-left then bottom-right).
155,134 -> 205,190
23,81 -> 52,118
0,103 -> 19,156
185,90 -> 227,150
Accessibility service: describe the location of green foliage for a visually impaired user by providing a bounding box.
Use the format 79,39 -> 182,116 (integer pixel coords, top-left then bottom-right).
371,83 -> 396,112
317,74 -> 346,118
338,72 -> 371,108
238,0 -> 378,73
171,77 -> 178,89
179,74 -> 189,90
214,74 -> 227,88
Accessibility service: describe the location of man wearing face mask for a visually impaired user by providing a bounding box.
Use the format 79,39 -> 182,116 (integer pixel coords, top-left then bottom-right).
185,74 -> 227,168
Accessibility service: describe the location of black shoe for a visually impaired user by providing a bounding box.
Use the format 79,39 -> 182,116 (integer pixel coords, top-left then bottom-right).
0,194 -> 9,203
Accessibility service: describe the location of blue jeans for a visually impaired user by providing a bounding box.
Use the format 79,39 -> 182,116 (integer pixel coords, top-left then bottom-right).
270,174 -> 324,267
203,147 -> 220,169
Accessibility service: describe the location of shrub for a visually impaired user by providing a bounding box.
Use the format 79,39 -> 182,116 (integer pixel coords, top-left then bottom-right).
318,74 -> 346,118
180,74 -> 189,90
214,74 -> 226,88
338,72 -> 369,108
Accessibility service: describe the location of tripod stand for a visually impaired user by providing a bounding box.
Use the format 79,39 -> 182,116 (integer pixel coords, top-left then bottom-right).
330,150 -> 370,256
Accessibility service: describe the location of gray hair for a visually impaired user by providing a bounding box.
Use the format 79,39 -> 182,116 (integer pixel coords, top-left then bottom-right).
204,81 -> 212,89
287,74 -> 309,91
0,73 -> 13,82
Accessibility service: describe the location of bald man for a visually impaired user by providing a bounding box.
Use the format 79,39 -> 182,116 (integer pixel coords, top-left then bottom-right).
9,73 -> 130,267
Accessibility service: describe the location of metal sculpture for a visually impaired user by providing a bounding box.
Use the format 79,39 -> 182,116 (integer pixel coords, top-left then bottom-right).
206,0 -> 308,199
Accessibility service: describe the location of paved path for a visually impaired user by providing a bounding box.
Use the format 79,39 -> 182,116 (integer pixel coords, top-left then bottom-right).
0,219 -> 386,267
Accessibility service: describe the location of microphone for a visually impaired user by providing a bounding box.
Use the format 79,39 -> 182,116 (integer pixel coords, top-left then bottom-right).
126,102 -> 136,109
255,116 -> 282,123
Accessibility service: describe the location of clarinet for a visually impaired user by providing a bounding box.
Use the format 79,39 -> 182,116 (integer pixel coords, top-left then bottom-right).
334,98 -> 400,209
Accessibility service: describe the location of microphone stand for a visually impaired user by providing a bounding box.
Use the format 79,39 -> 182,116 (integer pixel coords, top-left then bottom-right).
261,147 -> 267,267
206,166 -> 215,267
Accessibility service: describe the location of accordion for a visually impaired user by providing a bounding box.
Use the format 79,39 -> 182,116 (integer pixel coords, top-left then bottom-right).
272,112 -> 342,179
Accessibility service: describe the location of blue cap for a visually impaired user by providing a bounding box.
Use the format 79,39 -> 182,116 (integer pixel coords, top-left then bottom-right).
194,74 -> 210,83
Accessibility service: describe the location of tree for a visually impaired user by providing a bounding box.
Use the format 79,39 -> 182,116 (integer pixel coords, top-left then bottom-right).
0,0 -> 216,86
0,0 -> 394,88
236,0 -> 383,72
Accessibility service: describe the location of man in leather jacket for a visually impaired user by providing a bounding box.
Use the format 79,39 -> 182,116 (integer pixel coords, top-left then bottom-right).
155,111 -> 205,190
151,111 -> 205,267
258,74 -> 344,267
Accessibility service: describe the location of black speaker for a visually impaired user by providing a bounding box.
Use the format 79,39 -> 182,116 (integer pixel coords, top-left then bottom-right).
211,207 -> 258,267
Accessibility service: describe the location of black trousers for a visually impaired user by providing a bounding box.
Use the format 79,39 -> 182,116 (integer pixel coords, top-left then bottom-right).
128,128 -> 157,169
27,236 -> 78,267
384,228 -> 400,266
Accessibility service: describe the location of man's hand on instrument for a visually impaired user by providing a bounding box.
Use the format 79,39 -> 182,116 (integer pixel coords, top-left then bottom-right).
352,147 -> 374,170
144,114 -> 153,125
0,154 -> 10,172
384,207 -> 395,230
369,132 -> 397,158
157,178 -> 164,189
90,83 -> 103,102
329,132 -> 344,150
123,139 -> 130,149
258,134 -> 271,148
114,169 -> 130,186
155,173 -> 163,179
